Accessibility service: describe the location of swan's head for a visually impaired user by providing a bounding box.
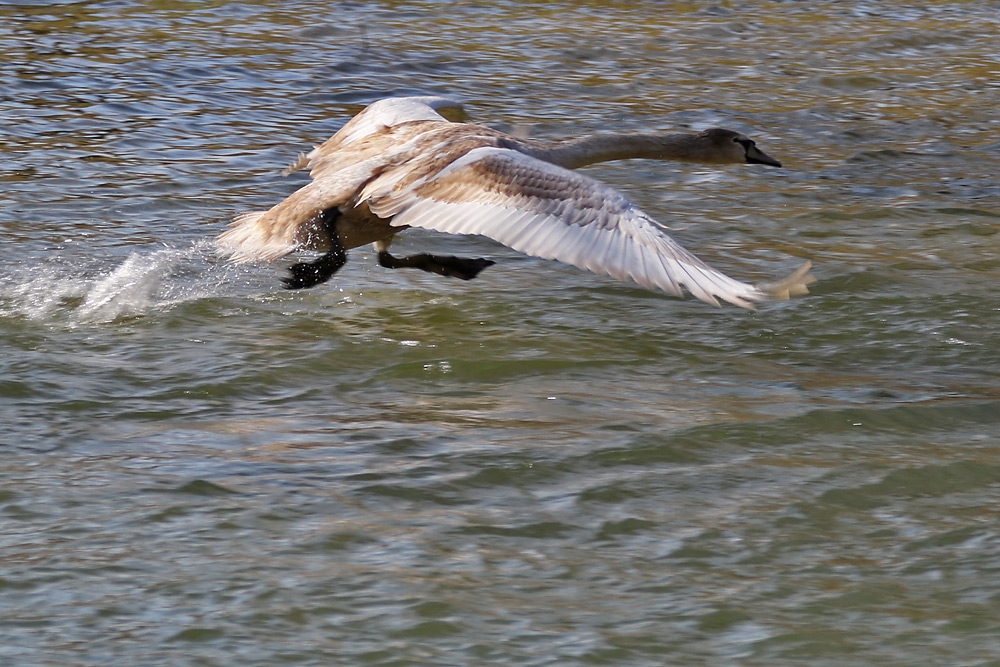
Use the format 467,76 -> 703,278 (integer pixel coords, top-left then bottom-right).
697,128 -> 782,167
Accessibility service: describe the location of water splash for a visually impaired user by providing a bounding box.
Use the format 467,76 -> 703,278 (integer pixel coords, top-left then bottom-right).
77,250 -> 188,321
0,241 -> 266,325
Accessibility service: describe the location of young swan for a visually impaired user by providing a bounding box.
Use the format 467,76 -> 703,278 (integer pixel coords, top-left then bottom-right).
219,96 -> 814,308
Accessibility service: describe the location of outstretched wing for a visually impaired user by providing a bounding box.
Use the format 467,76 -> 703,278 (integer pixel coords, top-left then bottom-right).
334,96 -> 466,148
284,96 -> 467,176
362,147 -> 768,308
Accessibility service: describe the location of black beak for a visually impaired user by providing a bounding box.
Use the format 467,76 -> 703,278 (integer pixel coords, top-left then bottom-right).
745,143 -> 782,168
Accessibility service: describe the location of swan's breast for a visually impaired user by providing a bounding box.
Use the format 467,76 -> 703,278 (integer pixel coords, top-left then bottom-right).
334,204 -> 399,250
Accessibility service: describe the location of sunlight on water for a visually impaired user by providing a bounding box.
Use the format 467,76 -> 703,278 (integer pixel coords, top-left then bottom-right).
2,1 -> 999,664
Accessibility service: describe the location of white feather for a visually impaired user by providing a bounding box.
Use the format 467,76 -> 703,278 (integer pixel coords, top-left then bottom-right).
378,149 -> 767,307
337,96 -> 465,147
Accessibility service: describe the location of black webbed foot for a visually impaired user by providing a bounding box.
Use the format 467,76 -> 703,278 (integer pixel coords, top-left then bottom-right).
282,247 -> 347,289
377,252 -> 495,280
419,254 -> 495,280
281,209 -> 346,289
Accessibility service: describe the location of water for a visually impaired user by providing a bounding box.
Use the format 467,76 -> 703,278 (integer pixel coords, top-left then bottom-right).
2,1 -> 1000,664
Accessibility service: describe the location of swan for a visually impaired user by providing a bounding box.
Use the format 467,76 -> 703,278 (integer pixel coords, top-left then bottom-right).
219,96 -> 815,308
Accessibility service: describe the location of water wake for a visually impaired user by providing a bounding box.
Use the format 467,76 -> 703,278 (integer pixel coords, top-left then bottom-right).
0,241 -> 266,325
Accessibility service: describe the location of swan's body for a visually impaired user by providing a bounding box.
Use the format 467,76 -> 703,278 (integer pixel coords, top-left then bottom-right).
219,96 -> 814,308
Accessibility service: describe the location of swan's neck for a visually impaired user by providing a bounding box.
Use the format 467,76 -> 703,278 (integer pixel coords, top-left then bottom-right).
520,133 -> 706,170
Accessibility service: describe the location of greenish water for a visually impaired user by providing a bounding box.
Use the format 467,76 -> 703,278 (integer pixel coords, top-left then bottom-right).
2,1 -> 999,664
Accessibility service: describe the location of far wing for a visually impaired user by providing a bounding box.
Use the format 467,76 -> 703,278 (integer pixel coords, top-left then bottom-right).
334,96 -> 466,147
363,147 -> 766,308
286,96 -> 466,176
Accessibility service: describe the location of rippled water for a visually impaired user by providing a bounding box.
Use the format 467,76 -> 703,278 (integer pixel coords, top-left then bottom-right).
2,1 -> 1000,664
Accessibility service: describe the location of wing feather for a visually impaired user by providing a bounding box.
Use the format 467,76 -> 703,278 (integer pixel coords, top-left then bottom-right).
596,227 -> 628,282
285,97 -> 467,177
369,147 -> 766,307
330,96 -> 465,149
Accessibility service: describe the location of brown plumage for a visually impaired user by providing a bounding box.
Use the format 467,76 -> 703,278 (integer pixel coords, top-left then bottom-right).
219,96 -> 814,308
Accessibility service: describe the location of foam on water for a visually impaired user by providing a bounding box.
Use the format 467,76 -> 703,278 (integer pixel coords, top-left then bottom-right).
0,240 -> 264,325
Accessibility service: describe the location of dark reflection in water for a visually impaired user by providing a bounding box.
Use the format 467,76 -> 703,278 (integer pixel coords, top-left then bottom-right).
1,1 -> 999,665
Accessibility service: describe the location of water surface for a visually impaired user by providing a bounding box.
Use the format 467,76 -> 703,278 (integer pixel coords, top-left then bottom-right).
2,1 -> 999,664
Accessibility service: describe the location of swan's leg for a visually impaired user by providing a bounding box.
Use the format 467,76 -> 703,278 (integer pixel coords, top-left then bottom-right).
282,209 -> 347,289
374,239 -> 494,280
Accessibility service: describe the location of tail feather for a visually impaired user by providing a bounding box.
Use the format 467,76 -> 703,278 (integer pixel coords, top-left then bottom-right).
756,261 -> 817,300
217,178 -> 346,263
217,211 -> 296,263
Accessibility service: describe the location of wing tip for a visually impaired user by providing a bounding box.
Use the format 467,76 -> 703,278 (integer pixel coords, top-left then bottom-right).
756,260 -> 817,301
